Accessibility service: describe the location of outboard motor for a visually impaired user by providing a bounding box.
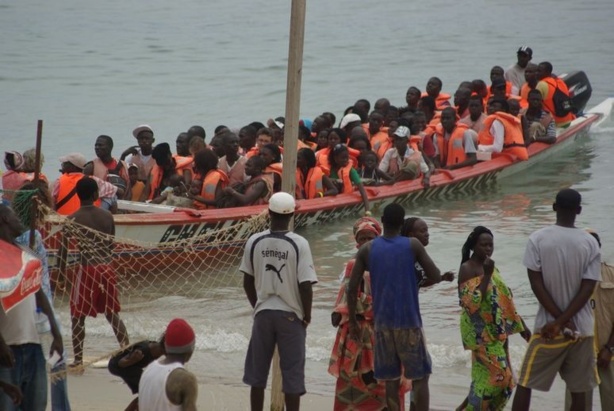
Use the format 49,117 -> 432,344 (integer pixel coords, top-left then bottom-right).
560,70 -> 592,115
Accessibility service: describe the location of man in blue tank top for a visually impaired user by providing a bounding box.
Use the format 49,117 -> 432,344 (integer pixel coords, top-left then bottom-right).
348,203 -> 442,411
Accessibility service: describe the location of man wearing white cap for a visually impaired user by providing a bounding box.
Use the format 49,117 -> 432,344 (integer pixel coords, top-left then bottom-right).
379,126 -> 431,186
240,192 -> 318,411
339,113 -> 362,135
139,318 -> 198,411
121,125 -> 156,183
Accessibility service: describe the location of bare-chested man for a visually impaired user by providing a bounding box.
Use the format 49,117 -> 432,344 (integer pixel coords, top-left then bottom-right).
58,177 -> 129,368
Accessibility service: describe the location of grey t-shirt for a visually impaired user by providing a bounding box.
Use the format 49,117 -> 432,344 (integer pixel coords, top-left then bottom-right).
523,225 -> 601,335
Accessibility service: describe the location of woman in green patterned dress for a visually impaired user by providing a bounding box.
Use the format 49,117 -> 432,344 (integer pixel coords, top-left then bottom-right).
456,226 -> 531,411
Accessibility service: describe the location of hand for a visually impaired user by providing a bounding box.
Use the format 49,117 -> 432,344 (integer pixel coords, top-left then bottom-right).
520,328 -> 532,343
50,336 -> 64,358
540,321 -> 561,340
331,312 -> 342,327
121,146 -> 139,159
0,340 -> 15,368
348,318 -> 360,341
442,271 -> 455,282
302,316 -> 311,328
127,349 -> 145,363
597,347 -> 612,369
483,257 -> 495,276
0,381 -> 22,405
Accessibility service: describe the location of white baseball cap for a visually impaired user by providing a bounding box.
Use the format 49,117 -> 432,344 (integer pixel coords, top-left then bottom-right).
268,192 -> 296,214
132,124 -> 154,138
339,113 -> 361,129
59,152 -> 87,170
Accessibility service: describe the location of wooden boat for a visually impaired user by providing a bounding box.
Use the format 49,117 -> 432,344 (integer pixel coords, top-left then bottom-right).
56,96 -> 610,245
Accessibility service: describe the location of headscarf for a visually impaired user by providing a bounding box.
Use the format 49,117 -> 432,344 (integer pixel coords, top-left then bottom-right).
22,148 -> 43,172
4,151 -> 24,171
352,216 -> 382,244
461,226 -> 493,264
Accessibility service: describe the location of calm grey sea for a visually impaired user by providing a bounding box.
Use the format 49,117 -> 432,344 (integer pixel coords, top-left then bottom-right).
2,0 -> 614,408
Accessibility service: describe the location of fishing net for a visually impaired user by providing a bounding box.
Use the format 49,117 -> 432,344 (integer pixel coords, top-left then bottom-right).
3,187 -> 269,374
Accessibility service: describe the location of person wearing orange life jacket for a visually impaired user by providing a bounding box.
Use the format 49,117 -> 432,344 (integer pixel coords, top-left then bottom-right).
478,98 -> 529,161
379,126 -> 432,188
339,113 -> 362,138
328,144 -> 370,215
519,63 -> 539,109
295,148 -> 338,200
121,125 -> 156,184
422,77 -> 451,110
489,66 -> 517,96
246,127 -> 275,159
536,61 -> 576,127
189,148 -> 228,209
217,131 -> 247,186
459,96 -> 488,134
53,153 -> 105,215
488,77 -> 522,108
259,143 -> 283,193
92,135 -> 131,200
454,87 -> 472,119
399,86 -> 422,117
471,79 -> 490,108
238,124 -> 258,157
222,156 -> 273,207
367,111 -> 388,145
521,89 -> 556,146
432,107 -> 479,170
418,96 -> 439,136
316,128 -> 360,174
142,143 -> 185,202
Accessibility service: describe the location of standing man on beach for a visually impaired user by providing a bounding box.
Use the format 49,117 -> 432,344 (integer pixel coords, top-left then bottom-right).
0,205 -> 64,410
240,192 -> 318,411
512,188 -> 601,411
57,177 -> 129,369
347,203 -> 442,411
139,318 -> 198,411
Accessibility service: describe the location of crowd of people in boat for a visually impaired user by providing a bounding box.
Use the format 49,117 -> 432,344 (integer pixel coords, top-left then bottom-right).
1,46 -> 576,215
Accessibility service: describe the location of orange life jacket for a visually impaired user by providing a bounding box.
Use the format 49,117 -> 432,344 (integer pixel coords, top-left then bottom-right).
479,112 -> 528,161
295,166 -> 325,200
194,169 -> 229,210
316,148 -> 331,175
409,135 -> 422,152
245,147 -> 259,159
519,83 -> 535,109
541,77 -> 576,126
421,92 -> 451,110
265,163 -> 283,177
374,137 -> 393,160
55,173 -> 83,215
149,158 -> 192,200
433,123 -> 470,166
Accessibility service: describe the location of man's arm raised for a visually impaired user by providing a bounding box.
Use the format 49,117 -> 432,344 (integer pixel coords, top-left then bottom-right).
166,368 -> 198,411
411,237 -> 441,284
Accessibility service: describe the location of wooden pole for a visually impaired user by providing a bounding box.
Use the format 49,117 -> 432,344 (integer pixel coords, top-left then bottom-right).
272,1 -> 306,410
29,120 -> 43,249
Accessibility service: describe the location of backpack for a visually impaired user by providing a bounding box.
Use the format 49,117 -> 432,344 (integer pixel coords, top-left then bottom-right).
551,78 -> 574,117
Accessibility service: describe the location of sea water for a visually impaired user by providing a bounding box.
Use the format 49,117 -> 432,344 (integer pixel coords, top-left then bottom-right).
2,0 -> 614,409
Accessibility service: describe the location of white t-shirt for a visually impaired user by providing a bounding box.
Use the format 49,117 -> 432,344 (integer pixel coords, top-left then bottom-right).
240,230 -> 318,319
505,63 -> 526,94
0,294 -> 40,345
523,225 -> 601,336
139,360 -> 183,411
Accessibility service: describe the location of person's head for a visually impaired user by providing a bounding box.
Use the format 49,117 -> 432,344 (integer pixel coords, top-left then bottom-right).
213,125 -> 229,136
316,129 -> 330,149
4,151 -> 24,171
491,77 -> 507,98
537,61 -> 553,80
0,204 -> 25,242
348,133 -> 371,155
401,217 -> 429,246
321,112 -> 336,129
329,143 -> 349,170
516,46 -> 533,69
169,174 -> 186,195
192,148 -> 218,176
59,152 -> 87,174
354,99 -> 371,117
553,188 -> 582,221
339,113 -> 362,134
384,106 -> 400,127
208,135 -> 225,158
454,87 -> 471,109
259,143 -> 281,167
487,98 -> 509,115
76,177 -> 99,203
426,77 -> 443,97
468,95 -> 484,120
461,226 -> 494,263
406,86 -> 421,107
256,128 -> 274,148
164,318 -> 196,363
409,111 -> 427,134
524,63 -> 539,86
440,107 -> 458,133
527,89 -> 544,112
368,111 -> 385,135
175,132 -> 190,157
128,164 -> 139,184
311,116 -> 327,135
297,148 -> 316,170
187,125 -> 206,141
471,79 -> 488,98
94,135 -> 114,161
189,135 -> 207,156
238,125 -> 258,150
189,179 -> 203,196
244,155 -> 265,178
489,65 -> 505,82
298,124 -> 311,142
327,128 -> 346,148
507,99 -> 521,117
587,230 -> 601,248
381,203 -> 405,232
20,148 -> 42,173
353,216 -> 382,248
152,143 -> 173,168
133,125 -> 155,153
221,132 -> 240,158
374,98 -> 390,114
13,181 -> 52,228
361,150 -> 378,171
268,192 -> 295,227
393,126 -> 410,152
418,96 -> 436,120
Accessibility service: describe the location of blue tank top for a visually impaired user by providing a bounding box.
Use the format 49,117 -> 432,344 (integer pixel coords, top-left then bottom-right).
368,236 -> 422,329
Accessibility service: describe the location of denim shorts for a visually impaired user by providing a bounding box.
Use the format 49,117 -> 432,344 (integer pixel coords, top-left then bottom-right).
374,327 -> 432,381
0,343 -> 48,411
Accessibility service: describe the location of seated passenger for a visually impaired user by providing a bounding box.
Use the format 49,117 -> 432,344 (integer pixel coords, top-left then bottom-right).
398,86 -> 421,116
259,143 -> 282,193
128,164 -> 145,202
379,126 -> 431,187
246,128 -> 275,159
489,66 -> 516,96
143,143 -> 190,201
348,127 -> 372,162
328,144 -> 370,214
295,148 -> 337,199
316,128 -> 359,174
477,98 -> 528,161
519,63 -> 539,109
222,156 -> 272,207
217,131 -> 247,186
422,77 -> 451,110
536,61 -> 575,127
454,87 -> 472,119
366,111 -> 387,143
508,99 -> 521,117
521,89 -> 556,145
432,107 -> 478,170
471,79 -> 489,108
189,149 -> 229,209
358,150 -> 393,186
459,95 -> 487,134
153,174 -> 193,208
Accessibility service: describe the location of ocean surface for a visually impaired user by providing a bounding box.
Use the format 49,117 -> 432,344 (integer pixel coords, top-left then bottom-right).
2,0 -> 614,409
